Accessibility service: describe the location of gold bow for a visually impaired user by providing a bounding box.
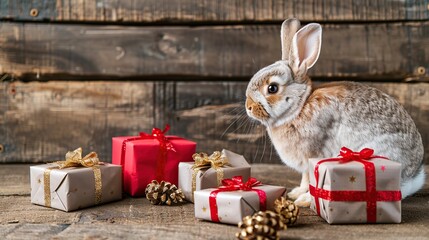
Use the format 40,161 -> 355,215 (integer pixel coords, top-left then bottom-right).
191,151 -> 229,200
44,148 -> 103,208
56,147 -> 100,169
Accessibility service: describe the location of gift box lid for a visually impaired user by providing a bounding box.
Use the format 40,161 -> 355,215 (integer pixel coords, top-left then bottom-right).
180,149 -> 250,175
309,157 -> 401,191
113,135 -> 195,144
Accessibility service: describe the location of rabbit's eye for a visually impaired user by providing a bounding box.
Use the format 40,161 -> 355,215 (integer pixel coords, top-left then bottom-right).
267,83 -> 278,94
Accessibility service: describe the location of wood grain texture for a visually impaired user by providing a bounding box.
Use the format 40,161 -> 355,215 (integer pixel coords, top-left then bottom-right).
0,22 -> 428,81
0,80 -> 428,164
0,164 -> 428,239
0,0 -> 428,23
0,81 -> 155,163
0,164 -> 29,196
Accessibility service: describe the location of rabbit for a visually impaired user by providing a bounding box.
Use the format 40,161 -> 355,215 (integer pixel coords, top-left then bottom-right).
245,18 -> 425,207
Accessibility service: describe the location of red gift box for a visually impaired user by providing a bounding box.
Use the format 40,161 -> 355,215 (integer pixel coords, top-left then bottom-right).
112,125 -> 196,197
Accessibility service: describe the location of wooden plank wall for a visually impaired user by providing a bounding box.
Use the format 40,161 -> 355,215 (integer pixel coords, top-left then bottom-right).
0,22 -> 428,81
0,0 -> 428,164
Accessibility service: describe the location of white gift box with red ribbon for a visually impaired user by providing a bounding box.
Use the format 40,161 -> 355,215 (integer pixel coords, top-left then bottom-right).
309,147 -> 402,224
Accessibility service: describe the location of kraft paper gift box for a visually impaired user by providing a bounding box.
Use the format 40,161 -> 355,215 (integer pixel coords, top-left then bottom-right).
112,125 -> 196,197
30,148 -> 122,212
309,147 -> 402,224
194,176 -> 286,225
178,149 -> 251,202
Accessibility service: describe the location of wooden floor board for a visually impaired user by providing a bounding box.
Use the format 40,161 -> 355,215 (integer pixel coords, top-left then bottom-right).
0,164 -> 428,239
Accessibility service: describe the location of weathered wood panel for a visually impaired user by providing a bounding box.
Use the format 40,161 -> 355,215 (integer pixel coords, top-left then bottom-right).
0,0 -> 428,23
0,80 -> 428,164
0,22 -> 428,81
0,81 -> 155,163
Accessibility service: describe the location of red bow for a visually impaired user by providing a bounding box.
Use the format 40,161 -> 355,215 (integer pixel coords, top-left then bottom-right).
338,147 -> 375,162
218,176 -> 261,191
140,124 -> 176,152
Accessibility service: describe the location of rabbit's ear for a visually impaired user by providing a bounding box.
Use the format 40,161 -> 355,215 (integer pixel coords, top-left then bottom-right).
289,23 -> 322,77
281,18 -> 301,61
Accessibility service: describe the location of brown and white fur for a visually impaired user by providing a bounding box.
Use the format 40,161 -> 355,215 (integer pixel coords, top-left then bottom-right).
245,19 -> 425,207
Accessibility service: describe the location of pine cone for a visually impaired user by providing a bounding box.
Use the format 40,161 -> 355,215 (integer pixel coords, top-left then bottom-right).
145,180 -> 185,205
274,197 -> 299,226
236,210 -> 286,240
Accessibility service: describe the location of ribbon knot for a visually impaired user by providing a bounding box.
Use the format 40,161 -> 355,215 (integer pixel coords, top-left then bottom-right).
219,176 -> 261,191
56,147 -> 100,169
140,124 -> 176,152
339,147 -> 375,162
192,151 -> 228,171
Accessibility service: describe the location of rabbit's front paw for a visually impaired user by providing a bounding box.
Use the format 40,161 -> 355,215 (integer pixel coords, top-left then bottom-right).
287,186 -> 308,200
294,192 -> 311,207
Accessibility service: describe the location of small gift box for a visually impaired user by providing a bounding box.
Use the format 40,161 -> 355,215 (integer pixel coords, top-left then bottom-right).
178,149 -> 251,202
112,124 -> 196,197
194,176 -> 286,225
309,147 -> 402,224
30,148 -> 122,212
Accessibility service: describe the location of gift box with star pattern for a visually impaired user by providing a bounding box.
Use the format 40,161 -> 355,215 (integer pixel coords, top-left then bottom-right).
30,163 -> 122,212
309,148 -> 402,224
194,176 -> 286,225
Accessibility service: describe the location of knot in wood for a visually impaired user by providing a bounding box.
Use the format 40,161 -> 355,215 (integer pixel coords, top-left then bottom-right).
416,66 -> 426,76
30,9 -> 39,17
158,36 -> 179,55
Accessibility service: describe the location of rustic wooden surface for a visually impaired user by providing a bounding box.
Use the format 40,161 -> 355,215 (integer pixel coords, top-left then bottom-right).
0,0 -> 428,23
0,22 -> 427,81
0,164 -> 428,239
0,80 -> 428,164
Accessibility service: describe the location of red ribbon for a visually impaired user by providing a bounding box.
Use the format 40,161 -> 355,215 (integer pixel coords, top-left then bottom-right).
208,176 -> 267,222
310,147 -> 401,223
120,124 -> 176,182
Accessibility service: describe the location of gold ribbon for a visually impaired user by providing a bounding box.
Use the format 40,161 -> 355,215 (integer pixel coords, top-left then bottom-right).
44,168 -> 53,207
191,151 -> 229,200
43,148 -> 103,208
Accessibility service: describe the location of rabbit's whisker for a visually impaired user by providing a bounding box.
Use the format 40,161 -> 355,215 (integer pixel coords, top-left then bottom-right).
259,126 -> 268,163
228,103 -> 245,113
228,114 -> 250,136
253,130 -> 260,163
267,124 -> 274,163
221,110 -> 246,138
237,117 -> 252,143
